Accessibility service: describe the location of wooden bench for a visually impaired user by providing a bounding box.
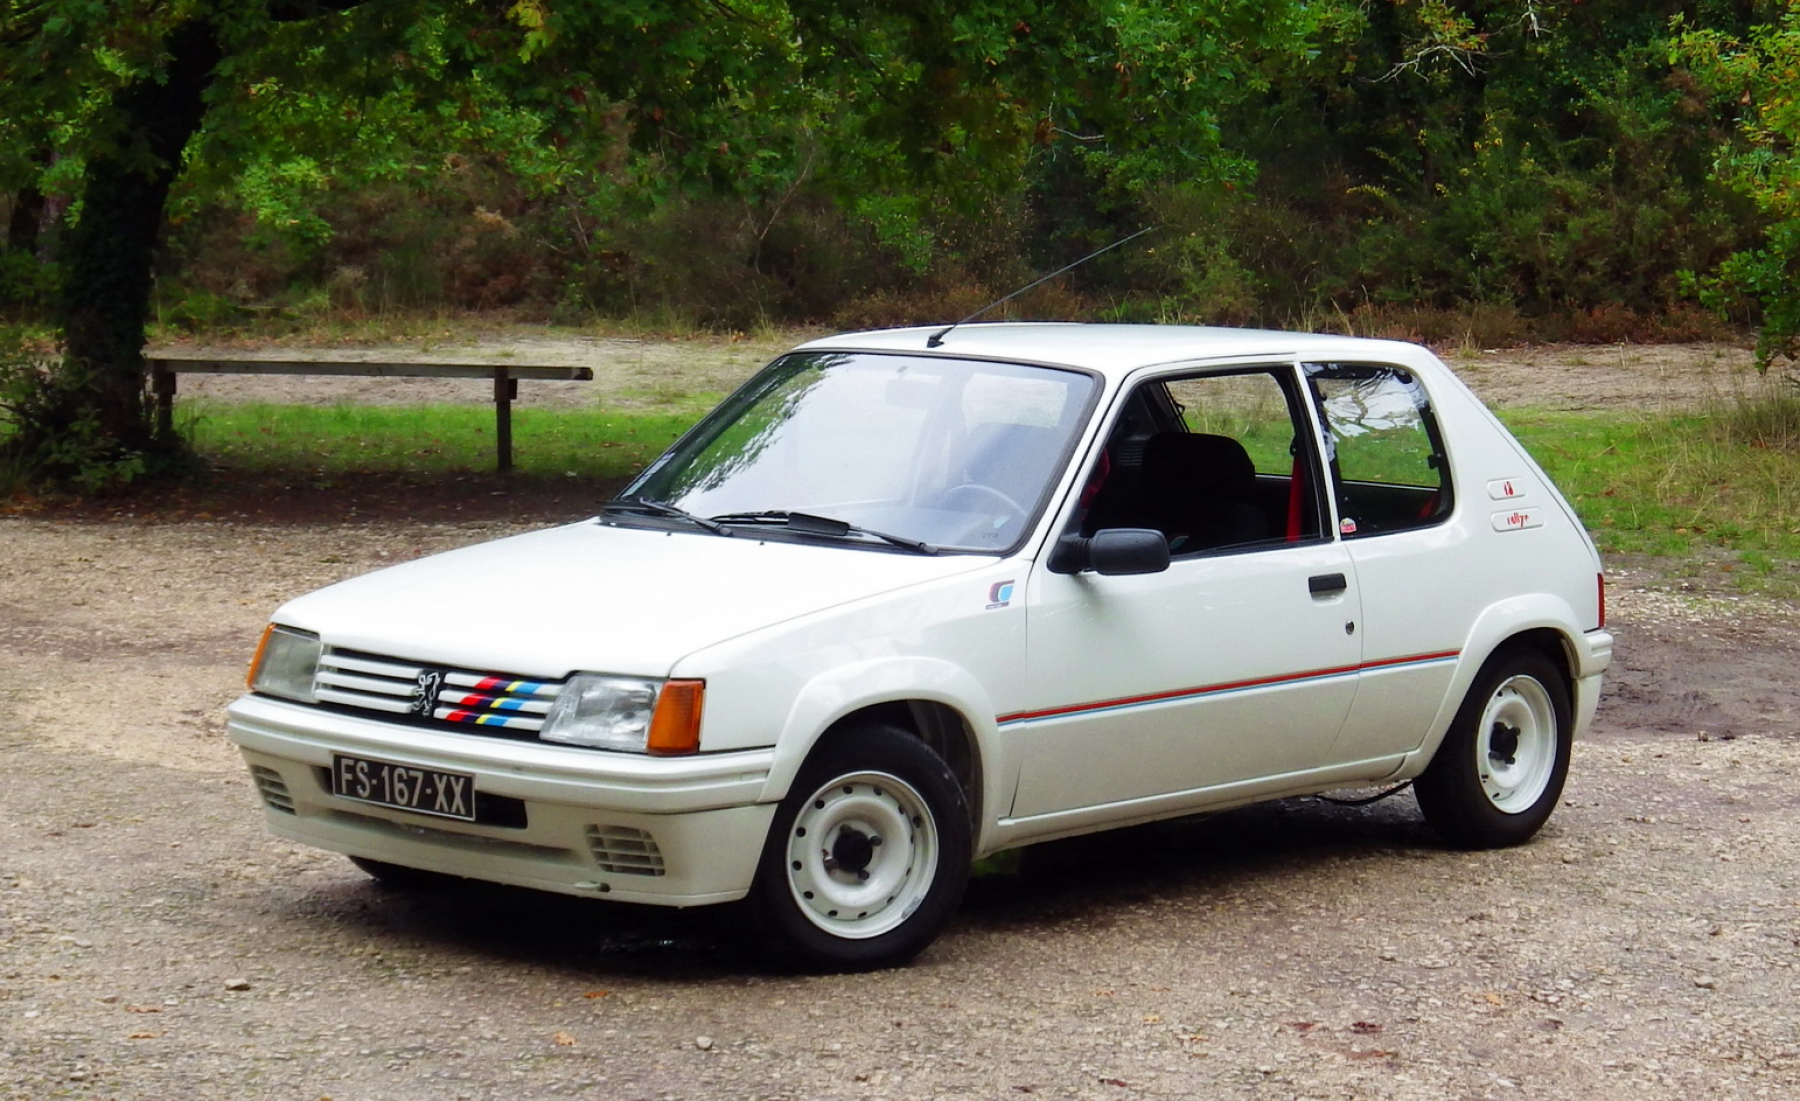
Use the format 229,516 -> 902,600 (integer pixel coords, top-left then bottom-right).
147,358 -> 596,473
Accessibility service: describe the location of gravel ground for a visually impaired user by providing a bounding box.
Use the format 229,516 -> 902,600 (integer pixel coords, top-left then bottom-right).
4,337 -> 1799,1099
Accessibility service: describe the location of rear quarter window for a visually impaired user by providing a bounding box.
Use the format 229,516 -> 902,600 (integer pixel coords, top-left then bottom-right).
1307,363 -> 1453,538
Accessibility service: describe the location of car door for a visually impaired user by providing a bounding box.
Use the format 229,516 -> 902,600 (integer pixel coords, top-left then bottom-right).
1305,362 -> 1466,762
1006,363 -> 1364,821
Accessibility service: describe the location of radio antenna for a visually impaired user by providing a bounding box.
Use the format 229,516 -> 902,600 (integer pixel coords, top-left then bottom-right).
925,225 -> 1156,349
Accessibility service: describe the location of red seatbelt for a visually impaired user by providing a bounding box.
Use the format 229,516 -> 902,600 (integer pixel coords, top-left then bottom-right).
1286,457 -> 1304,541
1080,451 -> 1112,510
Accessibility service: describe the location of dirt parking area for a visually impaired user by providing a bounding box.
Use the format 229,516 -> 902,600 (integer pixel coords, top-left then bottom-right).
4,337 -> 1800,1099
154,331 -> 1776,414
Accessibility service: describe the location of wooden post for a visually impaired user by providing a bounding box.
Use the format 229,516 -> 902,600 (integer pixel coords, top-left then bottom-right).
143,357 -> 592,471
150,365 -> 177,443
493,368 -> 517,473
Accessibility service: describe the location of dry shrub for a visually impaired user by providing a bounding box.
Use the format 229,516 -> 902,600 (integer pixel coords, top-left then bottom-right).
831,278 -> 992,331
1712,387 -> 1800,452
161,210 -> 301,306
830,274 -> 1092,331
1336,303 -> 1527,347
1546,304 -> 1652,344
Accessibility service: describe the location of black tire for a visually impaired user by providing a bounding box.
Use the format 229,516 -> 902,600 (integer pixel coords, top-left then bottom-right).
748,723 -> 972,971
1415,648 -> 1572,849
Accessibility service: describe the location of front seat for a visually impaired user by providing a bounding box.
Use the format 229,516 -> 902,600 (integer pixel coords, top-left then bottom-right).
1140,432 -> 1270,551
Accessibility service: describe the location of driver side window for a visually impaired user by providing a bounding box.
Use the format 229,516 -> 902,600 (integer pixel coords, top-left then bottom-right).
1079,367 -> 1325,554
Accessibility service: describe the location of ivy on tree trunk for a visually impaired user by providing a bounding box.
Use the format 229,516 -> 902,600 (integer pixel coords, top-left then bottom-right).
56,19 -> 221,457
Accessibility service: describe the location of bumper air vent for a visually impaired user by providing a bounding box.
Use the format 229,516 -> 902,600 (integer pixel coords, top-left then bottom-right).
585,825 -> 666,876
250,765 -> 296,814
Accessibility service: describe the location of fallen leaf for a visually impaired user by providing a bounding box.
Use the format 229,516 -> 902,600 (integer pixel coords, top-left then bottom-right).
1350,1021 -> 1384,1034
582,990 -> 609,999
125,1005 -> 163,1014
127,1031 -> 162,1040
1482,991 -> 1504,1006
552,1031 -> 576,1047
1347,1048 -> 1397,1061
1141,1014 -> 1161,1023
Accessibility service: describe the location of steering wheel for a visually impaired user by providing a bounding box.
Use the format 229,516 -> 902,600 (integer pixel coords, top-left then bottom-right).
937,482 -> 1028,529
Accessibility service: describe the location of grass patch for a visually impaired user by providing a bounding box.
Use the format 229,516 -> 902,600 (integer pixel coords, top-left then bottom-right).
177,389 -> 1800,593
1502,401 -> 1800,592
185,399 -> 715,481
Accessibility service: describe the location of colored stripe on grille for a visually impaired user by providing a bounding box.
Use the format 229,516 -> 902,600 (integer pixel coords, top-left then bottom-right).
318,647 -> 562,735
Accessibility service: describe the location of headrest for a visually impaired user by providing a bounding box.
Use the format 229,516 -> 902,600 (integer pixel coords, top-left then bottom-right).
1143,432 -> 1257,498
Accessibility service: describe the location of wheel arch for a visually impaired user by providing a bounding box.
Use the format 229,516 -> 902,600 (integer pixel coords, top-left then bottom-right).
1400,596 -> 1590,776
808,700 -> 982,831
760,657 -> 996,838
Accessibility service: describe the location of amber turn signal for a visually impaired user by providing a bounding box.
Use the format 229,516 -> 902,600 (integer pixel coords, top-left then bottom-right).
646,679 -> 705,755
246,623 -> 276,690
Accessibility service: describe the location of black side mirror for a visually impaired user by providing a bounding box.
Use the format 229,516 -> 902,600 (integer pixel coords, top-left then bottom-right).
1048,528 -> 1171,576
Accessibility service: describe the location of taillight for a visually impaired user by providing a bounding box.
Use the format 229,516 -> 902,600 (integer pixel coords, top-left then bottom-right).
1597,572 -> 1606,630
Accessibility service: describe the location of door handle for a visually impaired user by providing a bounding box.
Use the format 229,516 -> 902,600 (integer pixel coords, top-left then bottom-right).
1308,572 -> 1348,596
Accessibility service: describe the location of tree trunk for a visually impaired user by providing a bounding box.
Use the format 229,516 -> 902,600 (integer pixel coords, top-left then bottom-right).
6,182 -> 45,255
57,19 -> 221,456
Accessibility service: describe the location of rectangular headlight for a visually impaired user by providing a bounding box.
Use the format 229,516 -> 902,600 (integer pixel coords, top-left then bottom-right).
249,625 -> 321,704
539,674 -> 660,751
540,674 -> 703,754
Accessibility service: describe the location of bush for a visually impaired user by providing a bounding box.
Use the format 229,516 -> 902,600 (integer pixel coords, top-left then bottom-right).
0,337 -> 149,494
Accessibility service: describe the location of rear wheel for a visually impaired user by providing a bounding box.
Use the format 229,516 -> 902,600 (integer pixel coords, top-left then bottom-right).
749,724 -> 971,971
1415,648 -> 1571,848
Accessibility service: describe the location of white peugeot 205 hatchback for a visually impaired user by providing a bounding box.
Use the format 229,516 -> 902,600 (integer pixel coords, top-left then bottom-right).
229,324 -> 1613,970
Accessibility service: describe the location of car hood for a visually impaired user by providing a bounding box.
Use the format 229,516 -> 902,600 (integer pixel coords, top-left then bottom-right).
274,520 -> 996,676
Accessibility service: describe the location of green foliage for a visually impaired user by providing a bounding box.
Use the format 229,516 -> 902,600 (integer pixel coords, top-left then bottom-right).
0,333 -> 147,492
1672,3 -> 1800,369
6,0 -> 1800,504
1221,0 -> 1752,322
0,249 -> 57,313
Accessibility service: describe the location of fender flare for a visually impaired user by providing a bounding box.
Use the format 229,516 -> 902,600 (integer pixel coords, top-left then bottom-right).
1402,592 -> 1594,774
758,655 -> 1003,824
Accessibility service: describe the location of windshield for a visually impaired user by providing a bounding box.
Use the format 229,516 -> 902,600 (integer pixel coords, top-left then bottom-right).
621,351 -> 1098,552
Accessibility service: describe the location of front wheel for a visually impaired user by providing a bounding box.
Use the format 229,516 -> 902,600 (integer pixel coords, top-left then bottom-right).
749,724 -> 972,971
1414,649 -> 1572,849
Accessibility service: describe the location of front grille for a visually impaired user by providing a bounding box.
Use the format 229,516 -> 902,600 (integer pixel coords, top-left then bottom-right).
586,825 -> 665,876
315,648 -> 563,734
251,765 -> 296,814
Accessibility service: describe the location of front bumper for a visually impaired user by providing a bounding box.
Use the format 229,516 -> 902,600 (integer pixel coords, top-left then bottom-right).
227,694 -> 777,905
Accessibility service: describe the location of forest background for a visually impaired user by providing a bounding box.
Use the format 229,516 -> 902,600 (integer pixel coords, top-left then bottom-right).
3,0 -> 1800,491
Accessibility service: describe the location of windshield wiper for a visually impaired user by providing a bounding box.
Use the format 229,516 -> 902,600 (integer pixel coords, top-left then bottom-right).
600,497 -> 734,536
708,510 -> 938,555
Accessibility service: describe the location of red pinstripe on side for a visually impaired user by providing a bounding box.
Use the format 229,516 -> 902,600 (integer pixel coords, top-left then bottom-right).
996,649 -> 1461,726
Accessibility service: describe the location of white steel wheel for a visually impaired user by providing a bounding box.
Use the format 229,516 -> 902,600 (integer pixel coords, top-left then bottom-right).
750,723 -> 971,971
1415,648 -> 1572,850
785,771 -> 937,939
1475,675 -> 1558,813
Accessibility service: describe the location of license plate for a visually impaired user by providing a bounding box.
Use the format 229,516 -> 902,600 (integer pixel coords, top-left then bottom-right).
331,754 -> 476,821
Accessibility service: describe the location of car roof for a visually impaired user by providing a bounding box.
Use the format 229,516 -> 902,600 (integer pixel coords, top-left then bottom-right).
793,323 -> 1441,382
